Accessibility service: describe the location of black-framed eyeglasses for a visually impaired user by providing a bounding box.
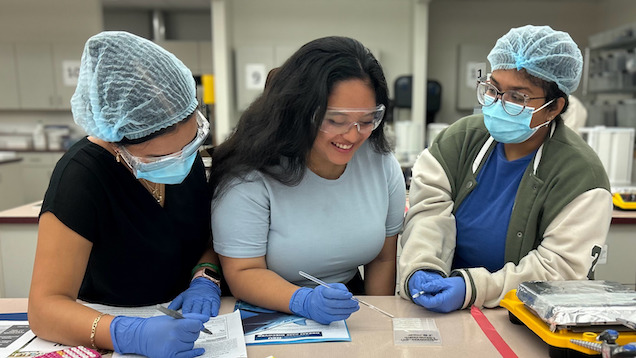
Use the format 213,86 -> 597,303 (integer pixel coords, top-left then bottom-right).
477,81 -> 547,116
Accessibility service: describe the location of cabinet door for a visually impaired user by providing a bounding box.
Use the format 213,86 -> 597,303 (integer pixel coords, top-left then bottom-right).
20,153 -> 63,203
0,44 -> 20,109
0,162 -> 24,211
52,43 -> 84,110
15,44 -> 57,110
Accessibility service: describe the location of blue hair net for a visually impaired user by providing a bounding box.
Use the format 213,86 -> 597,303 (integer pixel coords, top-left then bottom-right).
71,31 -> 197,142
487,25 -> 583,95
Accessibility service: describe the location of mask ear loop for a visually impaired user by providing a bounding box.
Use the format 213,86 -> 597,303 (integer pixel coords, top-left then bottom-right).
529,98 -> 557,129
530,98 -> 556,114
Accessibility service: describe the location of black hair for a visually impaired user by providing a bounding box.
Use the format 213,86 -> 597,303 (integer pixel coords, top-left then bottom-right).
209,36 -> 391,199
519,70 -> 569,115
116,111 -> 196,146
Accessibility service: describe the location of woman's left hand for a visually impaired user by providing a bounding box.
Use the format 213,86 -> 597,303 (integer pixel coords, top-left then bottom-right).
168,278 -> 221,317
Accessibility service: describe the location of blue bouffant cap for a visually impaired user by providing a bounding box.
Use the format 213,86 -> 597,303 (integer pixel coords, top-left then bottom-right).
71,31 -> 197,142
487,25 -> 583,95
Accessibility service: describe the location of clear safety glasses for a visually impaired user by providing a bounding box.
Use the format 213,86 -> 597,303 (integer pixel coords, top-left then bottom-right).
117,110 -> 209,172
477,81 -> 548,116
319,104 -> 385,135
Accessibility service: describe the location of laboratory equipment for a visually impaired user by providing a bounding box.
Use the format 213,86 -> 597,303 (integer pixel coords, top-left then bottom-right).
612,189 -> 636,210
570,329 -> 636,358
579,126 -> 634,186
500,287 -> 636,358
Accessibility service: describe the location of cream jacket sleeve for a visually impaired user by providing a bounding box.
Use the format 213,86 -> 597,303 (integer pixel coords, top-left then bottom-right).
398,149 -> 456,299
453,188 -> 612,308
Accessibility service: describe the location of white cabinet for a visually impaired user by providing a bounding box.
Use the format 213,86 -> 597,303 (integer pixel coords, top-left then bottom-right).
0,222 -> 38,298
52,44 -> 84,109
0,161 -> 23,211
14,43 -> 83,110
595,223 -> 636,290
20,152 -> 64,203
0,43 -> 20,109
15,44 -> 57,110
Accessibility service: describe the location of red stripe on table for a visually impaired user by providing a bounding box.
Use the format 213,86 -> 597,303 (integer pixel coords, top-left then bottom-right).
471,305 -> 518,358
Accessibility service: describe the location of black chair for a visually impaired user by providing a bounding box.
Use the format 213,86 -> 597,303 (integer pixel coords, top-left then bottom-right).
393,75 -> 442,125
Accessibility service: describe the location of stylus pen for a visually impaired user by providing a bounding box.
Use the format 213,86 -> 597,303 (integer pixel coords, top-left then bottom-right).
298,271 -> 394,318
156,305 -> 213,335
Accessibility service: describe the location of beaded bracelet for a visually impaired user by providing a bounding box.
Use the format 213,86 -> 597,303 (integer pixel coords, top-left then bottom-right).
90,313 -> 106,349
191,262 -> 221,277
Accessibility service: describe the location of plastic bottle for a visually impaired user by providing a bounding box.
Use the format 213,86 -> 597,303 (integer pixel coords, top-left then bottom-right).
33,122 -> 47,150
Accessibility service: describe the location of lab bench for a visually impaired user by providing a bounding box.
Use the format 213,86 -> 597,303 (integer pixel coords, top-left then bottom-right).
0,202 -> 635,298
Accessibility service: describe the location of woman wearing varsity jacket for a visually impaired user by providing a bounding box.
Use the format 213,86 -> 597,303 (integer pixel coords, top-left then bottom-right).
398,25 -> 613,313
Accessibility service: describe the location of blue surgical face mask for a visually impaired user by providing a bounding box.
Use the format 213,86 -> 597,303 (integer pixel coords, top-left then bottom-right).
482,96 -> 555,144
134,150 -> 198,184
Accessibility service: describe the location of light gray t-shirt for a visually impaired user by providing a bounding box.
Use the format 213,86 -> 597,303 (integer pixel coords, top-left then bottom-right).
212,142 -> 406,287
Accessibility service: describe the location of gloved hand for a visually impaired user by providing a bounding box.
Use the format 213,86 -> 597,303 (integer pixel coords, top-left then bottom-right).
168,278 -> 221,317
289,284 -> 360,325
408,270 -> 445,299
411,276 -> 466,313
110,313 -> 208,358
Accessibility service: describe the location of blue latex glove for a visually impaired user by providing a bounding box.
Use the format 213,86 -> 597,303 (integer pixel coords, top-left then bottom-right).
110,313 -> 209,358
411,276 -> 466,313
408,270 -> 444,299
289,284 -> 360,325
168,278 -> 221,317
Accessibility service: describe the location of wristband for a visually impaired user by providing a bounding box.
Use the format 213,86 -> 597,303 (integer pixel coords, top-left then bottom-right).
191,262 -> 221,277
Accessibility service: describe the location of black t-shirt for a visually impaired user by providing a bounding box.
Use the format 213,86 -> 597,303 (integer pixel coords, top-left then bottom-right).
41,137 -> 211,306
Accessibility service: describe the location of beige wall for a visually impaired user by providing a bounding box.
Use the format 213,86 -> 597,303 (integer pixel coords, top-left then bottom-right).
229,0 -> 414,99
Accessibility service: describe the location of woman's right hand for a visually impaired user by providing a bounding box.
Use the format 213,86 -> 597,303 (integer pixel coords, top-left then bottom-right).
110,313 -> 208,358
289,284 -> 360,325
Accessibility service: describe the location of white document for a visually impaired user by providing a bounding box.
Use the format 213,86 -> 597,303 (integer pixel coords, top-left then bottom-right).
242,317 -> 350,345
392,318 -> 442,346
0,321 -> 35,358
191,310 -> 247,358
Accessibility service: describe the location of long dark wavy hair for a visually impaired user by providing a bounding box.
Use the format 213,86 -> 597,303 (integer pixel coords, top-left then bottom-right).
209,36 -> 391,199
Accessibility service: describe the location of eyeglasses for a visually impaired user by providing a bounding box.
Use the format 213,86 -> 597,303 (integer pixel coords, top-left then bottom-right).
477,82 -> 547,116
319,104 -> 385,135
117,110 -> 209,172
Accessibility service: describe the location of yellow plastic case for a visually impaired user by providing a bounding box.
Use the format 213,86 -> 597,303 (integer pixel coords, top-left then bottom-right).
500,290 -> 636,357
612,192 -> 636,210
